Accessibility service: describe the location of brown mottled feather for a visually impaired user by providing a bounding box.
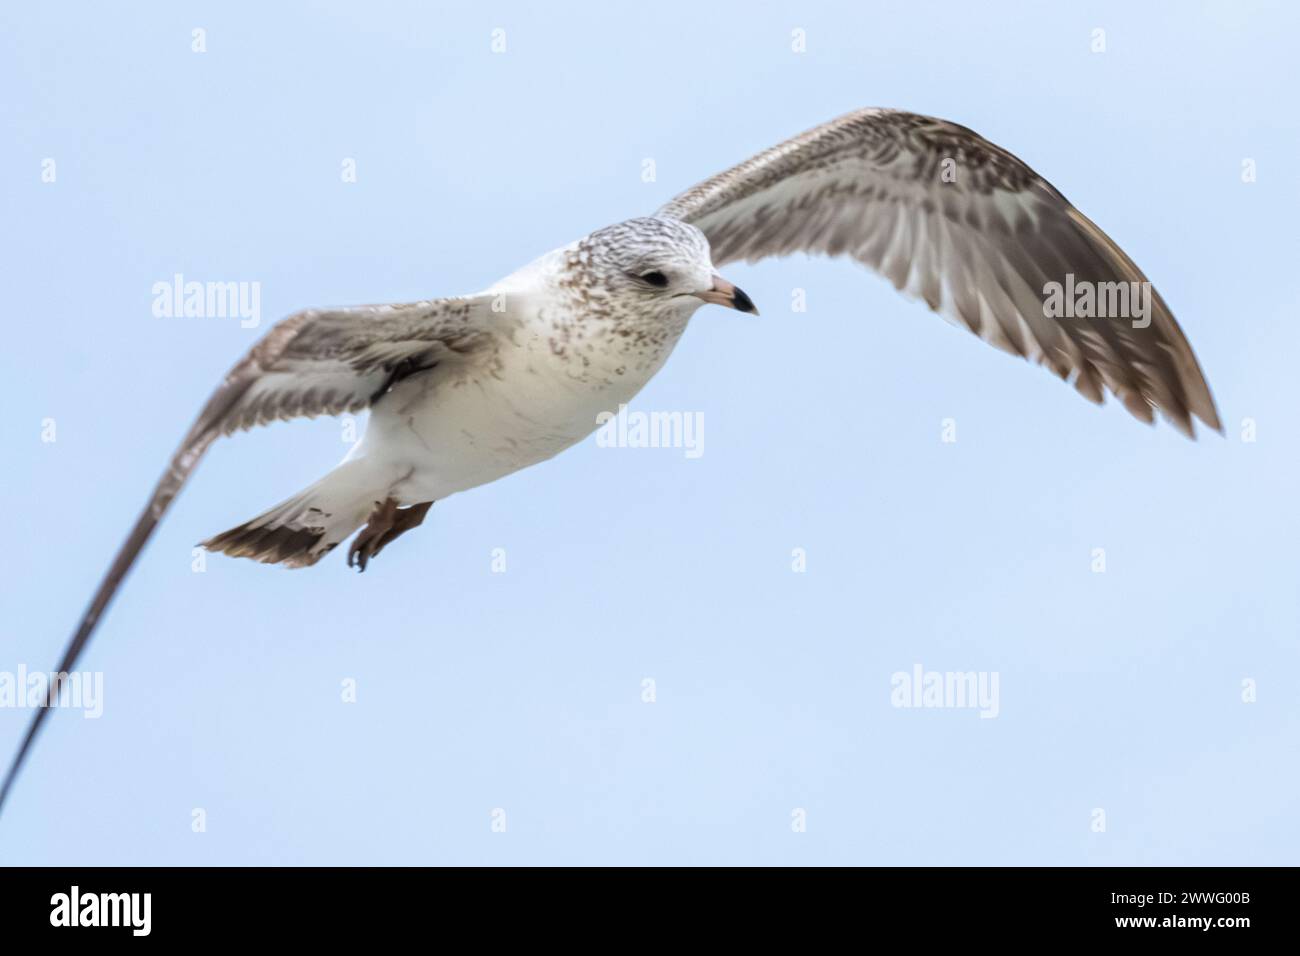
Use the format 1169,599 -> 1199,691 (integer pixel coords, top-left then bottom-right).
658,107 -> 1221,437
0,296 -> 497,812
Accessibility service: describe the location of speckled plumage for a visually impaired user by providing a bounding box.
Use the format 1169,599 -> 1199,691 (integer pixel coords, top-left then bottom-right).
659,108 -> 1219,436
2,108 -> 1222,812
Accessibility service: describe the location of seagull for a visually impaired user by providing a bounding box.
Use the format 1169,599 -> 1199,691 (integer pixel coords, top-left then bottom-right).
0,108 -> 1220,813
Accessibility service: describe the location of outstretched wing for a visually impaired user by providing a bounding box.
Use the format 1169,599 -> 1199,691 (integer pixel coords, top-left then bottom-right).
658,108 -> 1220,436
0,296 -> 499,814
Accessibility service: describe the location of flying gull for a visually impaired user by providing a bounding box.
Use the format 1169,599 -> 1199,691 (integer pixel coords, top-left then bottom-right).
0,108 -> 1220,813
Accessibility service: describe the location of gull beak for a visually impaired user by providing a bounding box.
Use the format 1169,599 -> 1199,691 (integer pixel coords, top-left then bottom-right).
692,275 -> 759,315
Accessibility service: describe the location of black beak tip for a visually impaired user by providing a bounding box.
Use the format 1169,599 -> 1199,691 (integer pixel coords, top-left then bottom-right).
732,286 -> 758,315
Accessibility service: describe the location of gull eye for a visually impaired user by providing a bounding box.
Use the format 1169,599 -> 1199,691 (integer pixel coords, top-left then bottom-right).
638,270 -> 669,288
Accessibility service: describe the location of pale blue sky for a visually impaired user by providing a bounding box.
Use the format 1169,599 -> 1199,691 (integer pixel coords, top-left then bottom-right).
1,1 -> 1297,865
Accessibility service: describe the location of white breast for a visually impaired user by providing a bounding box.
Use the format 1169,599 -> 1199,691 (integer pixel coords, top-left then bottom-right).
353,257 -> 694,504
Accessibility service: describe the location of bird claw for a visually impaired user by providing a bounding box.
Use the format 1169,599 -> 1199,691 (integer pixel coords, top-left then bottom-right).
346,499 -> 433,572
348,499 -> 398,572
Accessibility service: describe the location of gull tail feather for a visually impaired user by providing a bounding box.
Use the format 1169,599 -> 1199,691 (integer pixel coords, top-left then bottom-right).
201,459 -> 383,568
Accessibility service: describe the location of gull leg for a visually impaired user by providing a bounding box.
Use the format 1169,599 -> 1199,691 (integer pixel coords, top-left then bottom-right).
348,498 -> 398,572
347,499 -> 433,572
369,501 -> 434,561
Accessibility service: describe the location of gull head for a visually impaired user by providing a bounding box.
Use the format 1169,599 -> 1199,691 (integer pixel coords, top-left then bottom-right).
580,217 -> 758,317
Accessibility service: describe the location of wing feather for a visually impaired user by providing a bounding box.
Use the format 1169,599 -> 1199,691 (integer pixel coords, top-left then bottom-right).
0,295 -> 500,813
658,108 -> 1220,436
